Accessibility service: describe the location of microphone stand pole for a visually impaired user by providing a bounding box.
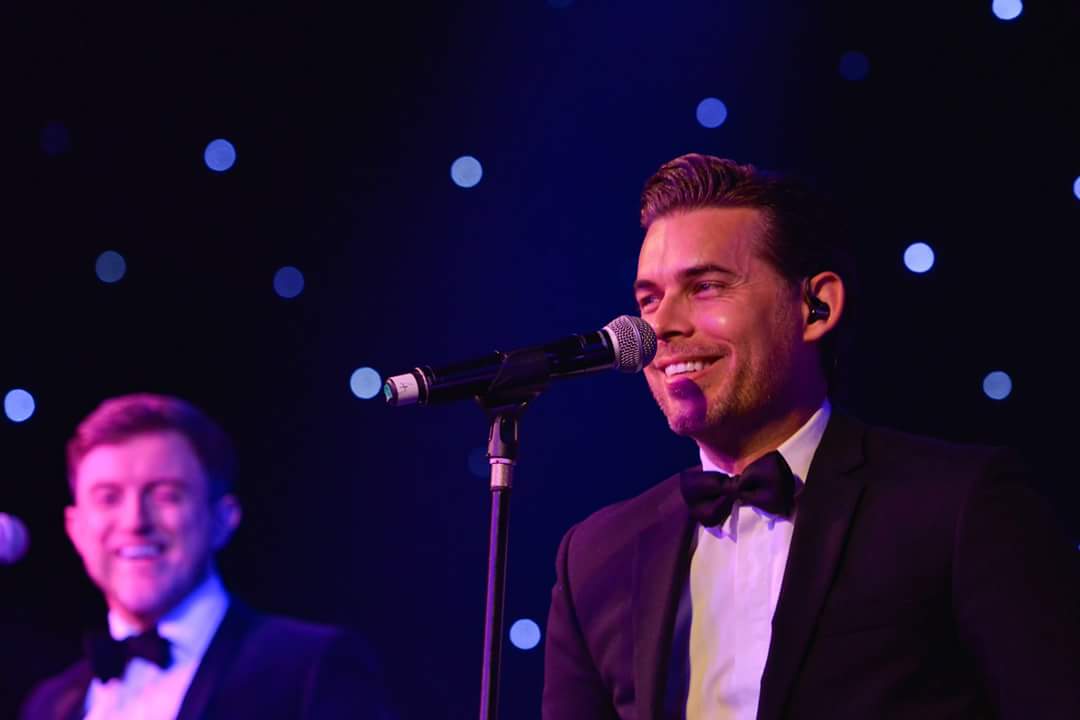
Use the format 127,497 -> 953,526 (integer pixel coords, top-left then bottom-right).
475,349 -> 548,720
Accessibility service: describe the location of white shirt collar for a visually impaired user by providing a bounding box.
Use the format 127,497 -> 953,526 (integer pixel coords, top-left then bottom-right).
107,570 -> 230,664
699,399 -> 832,488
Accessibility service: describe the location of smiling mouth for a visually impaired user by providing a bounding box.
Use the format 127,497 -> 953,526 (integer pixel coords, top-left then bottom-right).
115,544 -> 165,560
661,359 -> 718,378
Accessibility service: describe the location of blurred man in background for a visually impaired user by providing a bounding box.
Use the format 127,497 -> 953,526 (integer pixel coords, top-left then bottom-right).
21,393 -> 393,720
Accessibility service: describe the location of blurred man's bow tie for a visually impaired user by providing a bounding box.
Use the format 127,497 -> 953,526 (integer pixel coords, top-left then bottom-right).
679,450 -> 797,527
86,627 -> 173,682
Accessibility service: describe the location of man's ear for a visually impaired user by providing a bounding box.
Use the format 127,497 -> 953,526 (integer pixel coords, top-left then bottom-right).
211,494 -> 242,551
802,271 -> 845,343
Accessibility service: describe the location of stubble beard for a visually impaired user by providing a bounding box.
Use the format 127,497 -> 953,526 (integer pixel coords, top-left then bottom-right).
649,338 -> 796,450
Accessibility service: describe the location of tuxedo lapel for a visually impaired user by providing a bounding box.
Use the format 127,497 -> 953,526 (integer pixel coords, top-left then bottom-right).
57,664 -> 93,720
632,479 -> 695,720
175,600 -> 256,720
757,412 -> 868,720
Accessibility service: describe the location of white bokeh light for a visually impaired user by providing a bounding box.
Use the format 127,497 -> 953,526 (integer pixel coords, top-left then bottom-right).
204,138 -> 237,172
992,0 -> 1023,21
903,243 -> 935,274
4,389 -> 36,423
350,367 -> 383,400
509,618 -> 542,650
451,156 -> 483,188
695,97 -> 728,128
982,371 -> 1013,400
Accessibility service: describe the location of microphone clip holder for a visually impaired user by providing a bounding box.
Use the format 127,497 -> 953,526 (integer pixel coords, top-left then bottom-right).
474,346 -> 549,720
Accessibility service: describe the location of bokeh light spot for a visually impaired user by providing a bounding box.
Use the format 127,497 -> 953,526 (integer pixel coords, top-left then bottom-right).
992,0 -> 1023,21
40,122 -> 72,156
839,51 -> 870,81
4,389 -> 36,423
204,138 -> 237,172
695,97 -> 728,128
509,618 -> 542,650
95,250 -> 127,283
903,242 -> 935,273
982,371 -> 1013,400
350,367 -> 383,400
1072,176 -> 1080,201
273,266 -> 305,299
451,156 -> 483,188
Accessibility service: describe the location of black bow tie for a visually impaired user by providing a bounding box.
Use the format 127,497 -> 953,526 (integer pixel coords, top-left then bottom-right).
86,627 -> 173,682
680,450 -> 798,528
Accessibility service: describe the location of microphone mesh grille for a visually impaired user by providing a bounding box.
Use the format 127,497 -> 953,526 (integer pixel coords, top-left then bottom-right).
604,315 -> 658,373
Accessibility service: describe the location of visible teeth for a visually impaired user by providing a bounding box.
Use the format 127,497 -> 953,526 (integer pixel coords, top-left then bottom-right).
664,360 -> 713,377
117,545 -> 161,559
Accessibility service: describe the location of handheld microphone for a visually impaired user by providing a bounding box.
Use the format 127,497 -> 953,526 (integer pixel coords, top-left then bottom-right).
383,315 -> 657,406
0,512 -> 30,565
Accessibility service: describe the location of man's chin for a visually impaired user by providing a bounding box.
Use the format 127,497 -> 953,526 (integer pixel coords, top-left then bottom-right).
667,417 -> 710,437
109,590 -> 177,624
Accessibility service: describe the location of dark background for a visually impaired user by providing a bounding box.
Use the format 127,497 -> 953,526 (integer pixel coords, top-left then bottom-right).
2,2 -> 1077,717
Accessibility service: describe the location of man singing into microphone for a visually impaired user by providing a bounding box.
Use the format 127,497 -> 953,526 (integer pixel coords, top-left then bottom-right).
21,393 -> 393,719
542,154 -> 1080,719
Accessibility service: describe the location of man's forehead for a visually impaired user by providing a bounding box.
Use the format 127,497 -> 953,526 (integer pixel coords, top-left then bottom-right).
75,431 -> 205,485
637,207 -> 767,276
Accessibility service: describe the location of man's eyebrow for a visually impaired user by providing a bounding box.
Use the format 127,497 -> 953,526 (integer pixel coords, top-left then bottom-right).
633,263 -> 736,293
679,263 -> 736,281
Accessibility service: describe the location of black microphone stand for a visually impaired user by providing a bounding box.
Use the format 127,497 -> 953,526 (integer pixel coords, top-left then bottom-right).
474,347 -> 550,720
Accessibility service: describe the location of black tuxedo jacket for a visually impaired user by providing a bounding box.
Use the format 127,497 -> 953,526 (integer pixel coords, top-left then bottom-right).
543,412 -> 1080,719
20,602 -> 393,720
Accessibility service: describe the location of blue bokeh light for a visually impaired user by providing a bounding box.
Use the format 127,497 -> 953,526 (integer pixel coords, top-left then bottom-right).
903,243 -> 935,274
509,619 -> 542,650
349,367 -> 383,400
40,122 -> 72,156
273,266 -> 305,299
838,51 -> 870,81
95,250 -> 127,283
992,0 -> 1023,21
4,389 -> 36,423
695,97 -> 728,128
451,156 -> 483,188
1072,176 -> 1080,201
204,138 -> 237,172
982,371 -> 1013,400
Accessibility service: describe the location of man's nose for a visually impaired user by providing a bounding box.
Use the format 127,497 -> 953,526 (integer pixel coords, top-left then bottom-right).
650,294 -> 693,342
119,494 -> 155,533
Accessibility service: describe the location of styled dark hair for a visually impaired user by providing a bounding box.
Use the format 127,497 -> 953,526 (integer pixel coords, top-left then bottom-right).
66,393 -> 237,500
640,153 -> 857,380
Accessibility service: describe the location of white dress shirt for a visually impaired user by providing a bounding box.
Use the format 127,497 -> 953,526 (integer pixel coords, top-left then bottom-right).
685,401 -> 831,720
84,571 -> 229,720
